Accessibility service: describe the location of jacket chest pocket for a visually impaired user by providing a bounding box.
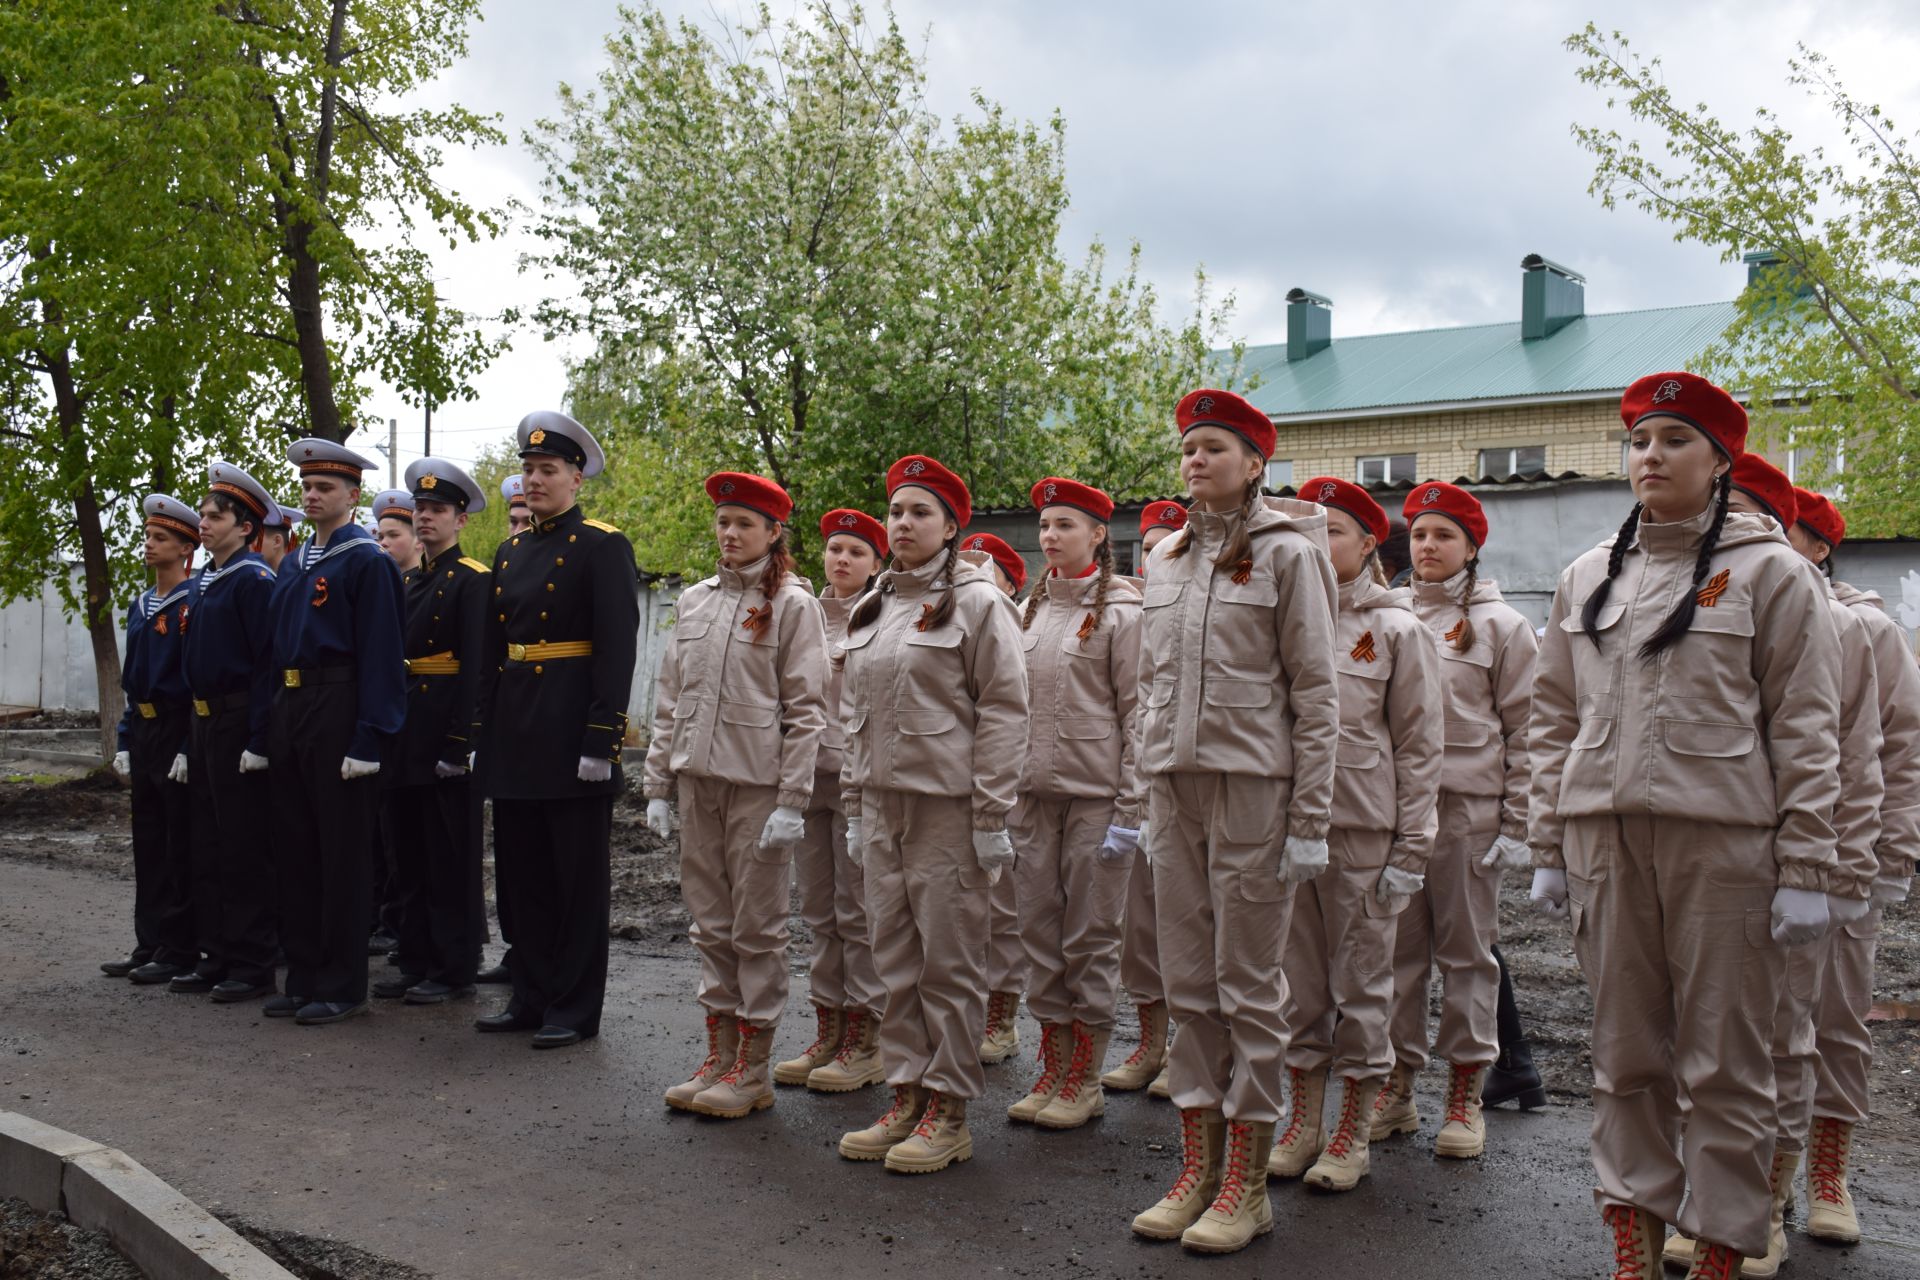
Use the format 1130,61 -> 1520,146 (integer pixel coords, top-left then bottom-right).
836,626 -> 878,710
1667,604 -> 1756,701
1335,657 -> 1390,739
902,626 -> 966,696
725,624 -> 784,705
1057,634 -> 1112,714
1206,576 -> 1277,671
1560,601 -> 1626,693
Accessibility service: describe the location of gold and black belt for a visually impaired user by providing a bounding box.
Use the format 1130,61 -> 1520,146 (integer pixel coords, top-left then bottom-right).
282,665 -> 355,690
405,652 -> 461,675
191,691 -> 250,717
505,641 -> 592,663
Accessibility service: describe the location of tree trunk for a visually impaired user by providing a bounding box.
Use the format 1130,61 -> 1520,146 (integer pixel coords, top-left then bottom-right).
285,220 -> 343,441
43,339 -> 122,762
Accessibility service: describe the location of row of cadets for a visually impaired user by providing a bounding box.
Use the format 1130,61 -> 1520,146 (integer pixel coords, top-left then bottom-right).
474,412 -> 638,1048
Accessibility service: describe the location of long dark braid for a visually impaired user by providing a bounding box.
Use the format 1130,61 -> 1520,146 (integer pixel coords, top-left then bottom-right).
761,526 -> 793,608
1580,501 -> 1645,648
925,537 -> 962,630
1450,558 -> 1480,652
1083,535 -> 1116,642
1165,468 -> 1262,567
1636,470 -> 1732,661
1021,582 -> 1045,631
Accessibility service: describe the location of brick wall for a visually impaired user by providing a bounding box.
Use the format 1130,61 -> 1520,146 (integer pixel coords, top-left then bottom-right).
1271,398 -> 1626,483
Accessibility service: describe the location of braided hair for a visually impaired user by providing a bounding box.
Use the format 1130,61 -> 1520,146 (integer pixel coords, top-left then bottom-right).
1580,470 -> 1733,660
1165,476 -> 1263,570
1021,529 -> 1117,643
1450,558 -> 1480,652
847,536 -> 960,633
1579,501 -> 1645,648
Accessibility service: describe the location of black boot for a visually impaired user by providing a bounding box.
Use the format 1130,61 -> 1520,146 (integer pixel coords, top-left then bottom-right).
1482,945 -> 1546,1110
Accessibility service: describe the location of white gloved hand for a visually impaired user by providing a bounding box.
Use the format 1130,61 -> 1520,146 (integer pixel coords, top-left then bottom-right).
111,750 -> 130,778
1827,893 -> 1871,927
468,750 -> 478,771
1137,821 -> 1151,866
1530,868 -> 1569,920
1897,568 -> 1920,631
434,759 -> 467,779
759,804 -> 806,850
845,816 -> 862,858
1771,886 -> 1831,946
341,757 -> 380,781
167,753 -> 189,785
1375,865 -> 1424,906
239,750 -> 270,774
577,756 -> 612,783
646,798 -> 675,839
972,829 -> 1015,880
1278,836 -> 1329,884
1482,834 -> 1533,871
1098,824 -> 1141,865
1872,874 -> 1910,906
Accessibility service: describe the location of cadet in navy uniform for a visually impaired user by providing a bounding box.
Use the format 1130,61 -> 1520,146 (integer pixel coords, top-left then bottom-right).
175,464 -> 283,1002
266,439 -> 407,1025
106,496 -> 201,984
474,470 -> 537,990
256,503 -> 304,574
372,458 -> 490,1005
502,473 -> 533,538
476,411 -> 638,1048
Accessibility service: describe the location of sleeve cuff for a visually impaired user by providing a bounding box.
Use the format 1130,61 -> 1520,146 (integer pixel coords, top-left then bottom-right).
641,781 -> 672,801
1113,805 -> 1140,829
972,807 -> 1011,833
842,791 -> 861,818
1532,843 -> 1566,870
1775,862 -> 1828,893
1287,813 -> 1330,841
777,787 -> 813,810
1499,817 -> 1529,841
1386,841 -> 1427,874
1827,872 -> 1874,901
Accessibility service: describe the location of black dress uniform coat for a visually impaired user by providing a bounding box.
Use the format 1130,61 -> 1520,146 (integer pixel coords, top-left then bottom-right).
117,580 -> 197,966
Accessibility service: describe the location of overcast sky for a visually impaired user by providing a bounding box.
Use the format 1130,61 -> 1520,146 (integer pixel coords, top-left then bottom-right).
361,0 -> 1920,481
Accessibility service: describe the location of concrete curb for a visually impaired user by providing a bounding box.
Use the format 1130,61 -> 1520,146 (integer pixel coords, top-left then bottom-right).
0,1109 -> 296,1280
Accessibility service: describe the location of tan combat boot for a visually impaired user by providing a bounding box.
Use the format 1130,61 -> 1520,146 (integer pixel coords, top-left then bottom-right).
1267,1066 -> 1326,1178
690,1018 -> 776,1118
1100,1000 -> 1168,1091
1036,1022 -> 1111,1130
1369,1063 -> 1419,1139
1664,1228 -> 1697,1270
839,1083 -> 922,1161
1180,1118 -> 1275,1254
807,1007 -> 885,1092
663,1013 -> 738,1111
1433,1062 -> 1487,1159
1304,1076 -> 1379,1192
1602,1204 -> 1663,1280
1684,1241 -> 1743,1280
1805,1116 -> 1861,1244
773,1004 -> 843,1086
1147,1061 -> 1171,1099
1739,1148 -> 1798,1278
979,990 -> 1021,1064
1006,1022 -> 1071,1123
1131,1108 -> 1226,1240
884,1090 -> 972,1174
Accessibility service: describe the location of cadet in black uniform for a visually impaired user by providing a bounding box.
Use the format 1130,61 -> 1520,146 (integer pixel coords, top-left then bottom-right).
502,473 -> 532,537
372,458 -> 490,1005
476,411 -> 638,1049
176,464 -> 282,1002
107,496 -> 201,984
473,471 -> 533,989
266,439 -> 407,1025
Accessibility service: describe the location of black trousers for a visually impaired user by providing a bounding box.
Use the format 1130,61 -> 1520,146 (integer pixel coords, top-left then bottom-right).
269,683 -> 374,1005
370,807 -> 404,937
127,708 -> 196,965
493,796 -> 611,1035
186,705 -> 278,985
386,779 -> 483,986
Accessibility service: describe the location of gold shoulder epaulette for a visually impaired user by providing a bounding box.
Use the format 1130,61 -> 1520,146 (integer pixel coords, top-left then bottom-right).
459,556 -> 490,573
583,518 -> 620,533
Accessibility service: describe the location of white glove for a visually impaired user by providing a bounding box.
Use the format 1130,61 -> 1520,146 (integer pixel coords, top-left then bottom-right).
341,757 -> 380,781
1098,824 -> 1141,865
759,804 -> 806,850
434,759 -> 467,779
239,751 -> 269,774
845,816 -> 862,858
1827,894 -> 1871,927
1278,835 -> 1329,884
646,798 -> 675,839
111,750 -> 130,778
1897,569 -> 1920,631
1872,874 -> 1910,906
1482,834 -> 1533,871
577,756 -> 612,783
1375,865 -> 1424,906
468,750 -> 477,771
972,829 -> 1015,880
167,753 -> 189,785
1771,886 -> 1830,946
1137,822 -> 1151,866
1530,868 -> 1569,920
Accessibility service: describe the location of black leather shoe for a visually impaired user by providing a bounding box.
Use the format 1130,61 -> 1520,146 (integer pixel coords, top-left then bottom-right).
372,974 -> 425,999
100,955 -> 142,977
474,1011 -> 540,1033
295,1000 -> 369,1025
367,930 -> 399,956
475,962 -> 511,985
404,981 -> 475,1005
531,1025 -> 583,1050
168,972 -> 218,995
263,994 -> 307,1018
1483,1038 -> 1548,1110
210,980 -> 274,1004
129,961 -> 186,985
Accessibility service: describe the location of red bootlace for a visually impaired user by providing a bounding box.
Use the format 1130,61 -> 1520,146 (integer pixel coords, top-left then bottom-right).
1321,1079 -> 1363,1158
983,992 -> 1007,1039
1691,1243 -> 1737,1280
911,1091 -> 946,1139
1808,1117 -> 1848,1206
1372,1073 -> 1403,1117
692,1013 -> 724,1077
715,1021 -> 756,1086
830,1010 -> 868,1066
1120,1003 -> 1158,1069
1026,1025 -> 1067,1098
1207,1122 -> 1253,1213
1276,1068 -> 1311,1149
1444,1064 -> 1475,1125
1603,1205 -> 1649,1280
877,1084 -> 914,1127
801,1006 -> 836,1058
1163,1110 -> 1208,1200
1054,1025 -> 1095,1102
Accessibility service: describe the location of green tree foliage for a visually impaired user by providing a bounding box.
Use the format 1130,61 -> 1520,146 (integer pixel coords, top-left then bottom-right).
1569,25 -> 1920,535
526,2 -> 1246,579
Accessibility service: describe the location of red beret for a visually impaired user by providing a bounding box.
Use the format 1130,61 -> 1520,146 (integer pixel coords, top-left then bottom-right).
1139,500 -> 1188,536
1299,476 -> 1389,544
1176,388 -> 1276,461
1621,371 -> 1748,459
1729,454 -> 1797,533
820,508 -> 888,559
705,472 -> 792,524
1793,486 -> 1845,547
960,532 -> 1027,592
887,454 -> 971,529
1404,480 -> 1489,549
1030,477 -> 1115,522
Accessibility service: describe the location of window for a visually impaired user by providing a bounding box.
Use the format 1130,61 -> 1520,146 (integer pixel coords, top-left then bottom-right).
1266,458 -> 1293,490
1356,453 -> 1416,486
1478,445 -> 1546,481
1786,442 -> 1845,498
1116,541 -> 1139,576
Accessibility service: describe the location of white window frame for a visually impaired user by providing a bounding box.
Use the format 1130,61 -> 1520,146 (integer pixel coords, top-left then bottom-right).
1786,440 -> 1846,499
1478,444 -> 1546,481
1357,453 -> 1416,486
1266,458 -> 1293,491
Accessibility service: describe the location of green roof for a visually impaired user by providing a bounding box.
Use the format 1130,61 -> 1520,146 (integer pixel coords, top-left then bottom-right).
1240,300 -> 1739,419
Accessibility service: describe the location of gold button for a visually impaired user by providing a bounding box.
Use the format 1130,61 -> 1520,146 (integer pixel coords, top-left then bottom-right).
534,664 -> 543,674
546,583 -> 555,592
498,613 -> 505,622
512,537 -> 520,546
494,586 -> 501,596
555,556 -> 564,566
540,611 -> 548,620
446,570 -> 454,578
568,534 -> 577,543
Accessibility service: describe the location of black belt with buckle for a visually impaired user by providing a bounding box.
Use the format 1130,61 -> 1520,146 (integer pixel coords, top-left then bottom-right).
282,666 -> 356,690
191,690 -> 253,717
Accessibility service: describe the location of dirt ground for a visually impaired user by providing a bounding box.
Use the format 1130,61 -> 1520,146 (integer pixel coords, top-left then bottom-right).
0,1199 -> 140,1280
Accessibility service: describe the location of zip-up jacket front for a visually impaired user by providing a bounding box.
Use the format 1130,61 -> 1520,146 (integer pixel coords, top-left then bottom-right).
1019,570 -> 1145,825
1834,580 -> 1920,884
1330,575 -> 1444,872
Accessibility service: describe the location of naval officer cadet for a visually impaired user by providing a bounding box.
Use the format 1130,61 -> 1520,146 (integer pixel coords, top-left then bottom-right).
266,438 -> 407,1025
475,410 -> 639,1048
502,473 -> 533,538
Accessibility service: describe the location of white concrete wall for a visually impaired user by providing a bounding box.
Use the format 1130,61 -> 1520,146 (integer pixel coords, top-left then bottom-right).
0,571 -> 109,713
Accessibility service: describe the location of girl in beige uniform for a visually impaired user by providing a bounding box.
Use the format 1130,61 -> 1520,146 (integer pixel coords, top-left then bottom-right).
834,455 -> 1029,1175
1273,477 -> 1443,1192
1375,480 -> 1536,1159
775,509 -> 891,1093
1004,478 -> 1143,1132
647,473 -> 830,1119
1528,372 -> 1846,1279
1128,389 -> 1339,1255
